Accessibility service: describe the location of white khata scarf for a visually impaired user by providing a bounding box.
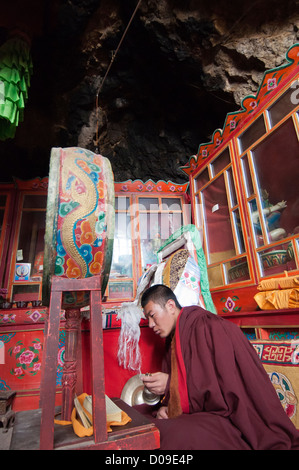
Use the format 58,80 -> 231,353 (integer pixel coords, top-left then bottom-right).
117,263 -> 165,371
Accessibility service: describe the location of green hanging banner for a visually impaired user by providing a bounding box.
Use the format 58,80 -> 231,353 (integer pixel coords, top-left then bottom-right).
0,36 -> 33,140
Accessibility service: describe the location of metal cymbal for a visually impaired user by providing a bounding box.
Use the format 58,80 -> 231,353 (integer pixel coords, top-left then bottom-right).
121,374 -> 160,406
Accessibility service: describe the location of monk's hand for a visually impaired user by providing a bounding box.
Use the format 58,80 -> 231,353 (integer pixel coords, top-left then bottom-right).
141,372 -> 169,395
156,406 -> 168,419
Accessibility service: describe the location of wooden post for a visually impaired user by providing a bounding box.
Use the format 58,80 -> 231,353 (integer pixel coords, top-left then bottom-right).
61,308 -> 81,421
40,289 -> 62,450
90,288 -> 107,443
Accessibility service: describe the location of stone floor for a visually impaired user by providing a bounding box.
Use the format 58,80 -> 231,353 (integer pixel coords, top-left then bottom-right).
0,427 -> 13,450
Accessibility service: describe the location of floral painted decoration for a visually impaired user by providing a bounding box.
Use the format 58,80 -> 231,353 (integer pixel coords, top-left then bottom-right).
220,295 -> 241,313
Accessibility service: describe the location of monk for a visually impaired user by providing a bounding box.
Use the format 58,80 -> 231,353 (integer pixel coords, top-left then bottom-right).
137,284 -> 299,450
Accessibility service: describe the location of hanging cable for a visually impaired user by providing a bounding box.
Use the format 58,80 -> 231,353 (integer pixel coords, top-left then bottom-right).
95,0 -> 143,152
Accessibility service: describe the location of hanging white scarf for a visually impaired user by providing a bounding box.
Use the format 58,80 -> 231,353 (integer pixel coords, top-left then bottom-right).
117,263 -> 164,371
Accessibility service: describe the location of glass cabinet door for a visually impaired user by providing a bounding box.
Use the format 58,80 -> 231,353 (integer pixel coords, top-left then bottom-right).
139,197 -> 184,271
106,192 -> 187,302
241,116 -> 299,278
0,188 -> 15,288
202,173 -> 237,264
0,192 -> 11,263
194,147 -> 250,288
0,194 -> 7,252
108,196 -> 134,301
10,194 -> 47,302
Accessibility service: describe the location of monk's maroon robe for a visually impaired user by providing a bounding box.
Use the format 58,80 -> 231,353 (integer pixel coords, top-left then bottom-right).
137,306 -> 299,450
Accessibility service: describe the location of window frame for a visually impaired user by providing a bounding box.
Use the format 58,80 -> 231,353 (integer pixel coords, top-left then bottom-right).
193,144 -> 251,289
105,188 -> 190,303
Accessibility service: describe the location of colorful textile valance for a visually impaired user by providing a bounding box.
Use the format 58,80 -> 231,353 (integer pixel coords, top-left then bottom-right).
0,36 -> 33,140
157,224 -> 216,314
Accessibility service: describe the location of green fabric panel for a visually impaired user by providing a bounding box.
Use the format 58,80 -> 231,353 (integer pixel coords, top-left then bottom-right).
0,37 -> 32,140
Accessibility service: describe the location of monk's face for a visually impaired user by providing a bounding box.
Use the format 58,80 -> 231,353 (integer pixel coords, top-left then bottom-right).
143,299 -> 177,338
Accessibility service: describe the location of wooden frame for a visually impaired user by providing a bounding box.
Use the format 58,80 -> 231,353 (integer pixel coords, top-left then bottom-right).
2,178 -> 48,303
105,179 -> 190,303
0,184 -> 15,287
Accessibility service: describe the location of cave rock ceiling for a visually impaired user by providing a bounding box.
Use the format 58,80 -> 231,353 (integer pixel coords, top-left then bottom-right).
0,0 -> 299,183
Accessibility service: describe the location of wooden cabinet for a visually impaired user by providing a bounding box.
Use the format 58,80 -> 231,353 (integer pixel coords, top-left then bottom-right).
182,43 -> 299,314
0,178 -> 189,305
0,178 -> 48,304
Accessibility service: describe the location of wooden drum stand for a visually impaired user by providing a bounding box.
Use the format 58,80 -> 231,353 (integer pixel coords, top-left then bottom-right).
39,276 -> 106,449
39,275 -> 160,450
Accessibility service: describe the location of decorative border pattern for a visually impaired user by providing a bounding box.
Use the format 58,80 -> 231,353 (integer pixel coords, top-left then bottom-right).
0,308 -> 48,325
13,177 -> 189,194
114,179 -> 189,193
14,177 -> 49,190
251,341 -> 299,366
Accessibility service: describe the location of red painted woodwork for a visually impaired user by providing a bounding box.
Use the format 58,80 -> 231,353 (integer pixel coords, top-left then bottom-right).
220,308 -> 299,328
0,306 -> 164,412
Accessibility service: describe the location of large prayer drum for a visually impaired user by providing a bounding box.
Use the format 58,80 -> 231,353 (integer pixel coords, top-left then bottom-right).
42,147 -> 115,307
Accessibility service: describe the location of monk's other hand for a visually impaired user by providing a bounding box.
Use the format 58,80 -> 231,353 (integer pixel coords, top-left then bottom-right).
156,406 -> 169,419
141,372 -> 169,395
